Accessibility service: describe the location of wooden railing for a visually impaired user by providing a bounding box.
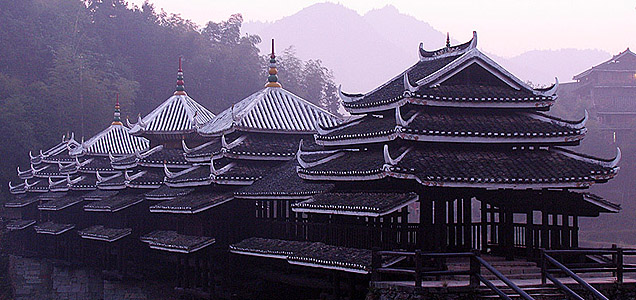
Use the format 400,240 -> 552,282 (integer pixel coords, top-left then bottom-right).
371,250 -> 534,300
540,247 -> 636,300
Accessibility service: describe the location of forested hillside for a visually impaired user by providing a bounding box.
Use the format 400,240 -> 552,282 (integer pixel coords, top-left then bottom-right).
0,0 -> 339,195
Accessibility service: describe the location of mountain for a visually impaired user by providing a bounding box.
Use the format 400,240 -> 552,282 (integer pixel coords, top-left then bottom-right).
243,2 -> 611,91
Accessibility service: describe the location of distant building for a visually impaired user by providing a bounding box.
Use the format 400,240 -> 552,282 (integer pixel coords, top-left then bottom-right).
570,48 -> 636,135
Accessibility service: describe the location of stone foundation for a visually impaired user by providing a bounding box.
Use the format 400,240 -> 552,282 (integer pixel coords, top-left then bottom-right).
8,255 -> 178,300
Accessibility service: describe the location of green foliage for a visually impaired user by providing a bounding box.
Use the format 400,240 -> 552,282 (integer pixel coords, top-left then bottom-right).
0,0 -> 340,197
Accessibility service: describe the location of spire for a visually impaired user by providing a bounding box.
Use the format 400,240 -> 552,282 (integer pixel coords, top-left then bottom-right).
174,56 -> 187,96
446,32 -> 451,48
265,39 -> 282,88
112,93 -> 123,125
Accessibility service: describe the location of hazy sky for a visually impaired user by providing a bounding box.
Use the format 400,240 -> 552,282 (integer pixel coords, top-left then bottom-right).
128,0 -> 635,57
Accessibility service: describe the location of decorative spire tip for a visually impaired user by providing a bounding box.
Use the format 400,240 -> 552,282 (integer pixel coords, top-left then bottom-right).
174,56 -> 187,95
265,39 -> 282,88
446,32 -> 451,48
112,93 -> 123,125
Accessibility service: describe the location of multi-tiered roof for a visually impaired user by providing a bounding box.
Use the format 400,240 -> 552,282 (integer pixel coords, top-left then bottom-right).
295,31 -> 619,207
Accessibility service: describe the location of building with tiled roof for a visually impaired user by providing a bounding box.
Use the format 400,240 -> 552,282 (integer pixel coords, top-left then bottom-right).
568,48 -> 636,140
1,34 -> 627,299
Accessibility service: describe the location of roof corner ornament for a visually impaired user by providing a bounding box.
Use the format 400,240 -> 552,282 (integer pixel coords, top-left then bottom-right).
609,147 -> 622,168
124,170 -> 131,182
383,144 -> 412,165
39,149 -> 44,157
48,176 -> 54,187
395,107 -> 419,127
338,85 -> 362,103
418,42 -> 426,61
221,134 -> 229,149
74,156 -> 81,167
575,110 -> 589,129
538,77 -> 559,96
138,114 -> 146,128
296,139 -> 310,169
29,150 -> 36,160
265,39 -> 283,88
96,170 -> 104,183
163,163 -> 176,179
403,72 -> 418,96
66,174 -> 71,184
209,156 -> 219,175
182,139 -> 192,154
108,152 -> 116,163
468,31 -> 478,49
446,32 -> 451,48
126,116 -> 135,128
8,181 -> 15,190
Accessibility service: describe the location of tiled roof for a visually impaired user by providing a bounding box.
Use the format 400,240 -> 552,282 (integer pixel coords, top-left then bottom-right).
222,133 -> 303,160
82,190 -> 119,201
235,160 -> 333,199
340,34 -> 555,113
292,192 -> 418,217
70,124 -> 149,156
69,175 -> 97,191
574,48 -> 636,79
145,185 -> 194,201
84,193 -> 144,212
230,237 -> 371,273
183,139 -> 223,162
125,169 -> 164,188
129,94 -> 215,135
139,147 -> 189,167
140,230 -> 215,253
96,172 -> 126,190
34,221 -> 75,235
4,194 -> 39,208
316,106 -> 586,145
149,191 -> 233,214
297,144 -> 619,189
38,195 -> 84,211
79,157 -> 117,173
78,225 -> 132,242
341,55 -> 460,110
197,87 -> 340,136
6,219 -> 36,231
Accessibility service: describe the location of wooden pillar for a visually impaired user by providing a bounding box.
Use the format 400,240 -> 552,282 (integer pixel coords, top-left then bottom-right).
400,207 -> 408,248
504,207 -> 514,260
481,200 -> 488,253
463,198 -> 471,251
418,194 -> 433,250
550,214 -> 560,249
526,210 -> 534,258
541,211 -> 549,249
572,216 -> 579,248
562,214 -> 571,249
447,199 -> 456,249
434,198 -> 447,251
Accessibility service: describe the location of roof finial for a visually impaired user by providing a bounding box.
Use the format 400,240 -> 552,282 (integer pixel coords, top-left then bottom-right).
174,56 -> 187,96
265,39 -> 282,88
446,32 -> 451,48
112,93 -> 123,125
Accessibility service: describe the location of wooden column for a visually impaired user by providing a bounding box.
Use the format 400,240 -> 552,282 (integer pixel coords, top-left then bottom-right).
434,198 -> 447,251
562,215 -> 571,249
481,200 -> 488,253
418,194 -> 433,250
541,211 -> 549,249
463,198 -> 471,251
572,216 -> 579,248
447,199 -> 456,249
504,207 -> 514,260
526,210 -> 534,258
